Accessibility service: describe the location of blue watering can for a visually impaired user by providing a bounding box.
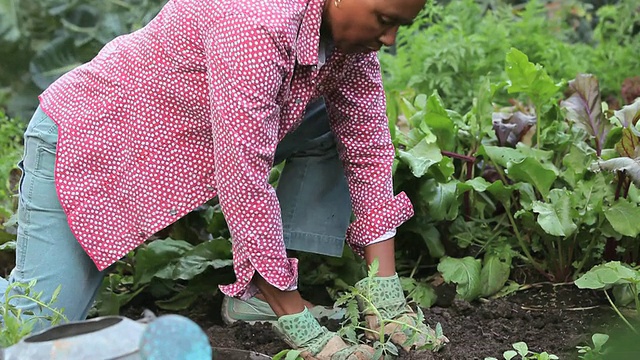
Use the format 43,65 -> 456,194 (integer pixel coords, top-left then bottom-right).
1,313 -> 272,360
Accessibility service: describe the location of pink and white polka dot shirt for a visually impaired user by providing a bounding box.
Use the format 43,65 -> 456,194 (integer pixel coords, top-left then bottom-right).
38,0 -> 413,299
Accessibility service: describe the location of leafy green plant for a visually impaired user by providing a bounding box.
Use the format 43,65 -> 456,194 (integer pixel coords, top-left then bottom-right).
380,0 -> 639,115
0,281 -> 66,347
388,44 -> 640,304
485,342 -> 558,360
576,333 -> 610,360
575,261 -> 640,333
92,235 -> 233,315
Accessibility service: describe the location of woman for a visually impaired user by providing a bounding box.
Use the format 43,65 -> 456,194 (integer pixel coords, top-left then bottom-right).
0,0 -> 429,357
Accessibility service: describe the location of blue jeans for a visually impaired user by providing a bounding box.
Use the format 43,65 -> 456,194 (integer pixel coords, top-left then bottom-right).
0,98 -> 350,331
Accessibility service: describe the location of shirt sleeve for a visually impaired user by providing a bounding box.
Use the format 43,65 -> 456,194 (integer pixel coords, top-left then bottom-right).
325,52 -> 414,257
204,15 -> 297,299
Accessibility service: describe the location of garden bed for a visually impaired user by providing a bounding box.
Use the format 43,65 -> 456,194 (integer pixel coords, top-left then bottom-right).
125,284 -> 619,359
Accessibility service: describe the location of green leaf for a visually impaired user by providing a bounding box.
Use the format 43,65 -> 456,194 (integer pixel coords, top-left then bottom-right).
487,181 -> 515,206
574,261 -> 640,290
591,333 -> 610,350
505,48 -> 560,107
134,239 -> 193,285
397,138 -> 443,177
603,200 -> 640,237
458,177 -> 491,193
29,36 -> 84,89
479,145 -> 526,168
480,253 -> 511,297
508,157 -> 558,198
401,277 -> 437,308
408,222 -> 445,258
420,179 -> 459,221
437,256 -> 482,301
532,189 -> 577,237
0,0 -> 21,43
421,91 -> 457,151
512,342 -> 529,356
504,350 -> 517,360
562,142 -> 596,187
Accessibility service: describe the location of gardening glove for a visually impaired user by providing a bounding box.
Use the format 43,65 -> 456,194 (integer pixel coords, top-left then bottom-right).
355,273 -> 448,352
275,308 -> 374,360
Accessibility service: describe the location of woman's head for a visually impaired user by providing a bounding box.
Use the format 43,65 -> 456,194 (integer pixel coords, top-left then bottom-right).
321,0 -> 426,53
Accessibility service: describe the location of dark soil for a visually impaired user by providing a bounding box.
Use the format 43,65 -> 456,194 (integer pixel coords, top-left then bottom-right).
123,283 -> 629,359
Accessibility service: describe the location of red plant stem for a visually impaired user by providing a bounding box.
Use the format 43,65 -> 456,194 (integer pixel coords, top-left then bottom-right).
624,178 -> 632,199
441,150 -> 476,163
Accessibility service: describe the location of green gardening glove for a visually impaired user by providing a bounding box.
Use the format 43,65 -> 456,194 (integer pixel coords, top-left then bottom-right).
355,273 -> 448,352
275,308 -> 374,360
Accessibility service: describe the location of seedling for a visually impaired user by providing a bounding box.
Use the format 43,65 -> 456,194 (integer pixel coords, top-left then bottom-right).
485,342 -> 558,360
576,333 -> 609,359
0,280 -> 67,347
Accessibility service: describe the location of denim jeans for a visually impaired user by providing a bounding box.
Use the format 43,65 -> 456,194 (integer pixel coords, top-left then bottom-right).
0,98 -> 350,331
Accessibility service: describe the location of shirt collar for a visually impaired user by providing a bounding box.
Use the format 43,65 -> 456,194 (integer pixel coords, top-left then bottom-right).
295,0 -> 325,66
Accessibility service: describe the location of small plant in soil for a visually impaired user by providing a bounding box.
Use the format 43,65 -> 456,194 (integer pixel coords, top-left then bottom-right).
485,341 -> 558,360
0,280 -> 67,347
576,333 -> 609,360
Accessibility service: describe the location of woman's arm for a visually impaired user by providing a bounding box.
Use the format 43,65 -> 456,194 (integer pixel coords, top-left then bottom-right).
204,13 -> 298,300
324,52 -> 414,256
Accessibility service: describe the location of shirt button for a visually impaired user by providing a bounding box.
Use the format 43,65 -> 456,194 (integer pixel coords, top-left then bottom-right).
295,98 -> 302,104
169,209 -> 178,216
138,231 -> 146,238
206,185 -> 215,191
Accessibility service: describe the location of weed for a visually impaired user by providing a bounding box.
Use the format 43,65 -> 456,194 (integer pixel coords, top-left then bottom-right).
576,333 -> 610,360
485,341 -> 558,360
0,280 -> 66,347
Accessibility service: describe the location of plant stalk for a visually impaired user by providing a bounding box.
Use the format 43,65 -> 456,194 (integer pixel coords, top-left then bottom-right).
604,290 -> 638,334
504,206 -> 544,274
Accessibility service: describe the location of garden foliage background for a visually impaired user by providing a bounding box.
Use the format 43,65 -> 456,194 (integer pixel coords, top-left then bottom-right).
1,0 -> 640,316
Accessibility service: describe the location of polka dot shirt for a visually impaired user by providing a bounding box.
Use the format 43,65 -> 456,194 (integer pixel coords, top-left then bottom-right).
38,0 -> 414,299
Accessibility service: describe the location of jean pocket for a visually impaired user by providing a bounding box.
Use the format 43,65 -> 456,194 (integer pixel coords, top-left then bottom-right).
34,145 -> 56,180
17,160 -> 25,193
23,137 -> 57,181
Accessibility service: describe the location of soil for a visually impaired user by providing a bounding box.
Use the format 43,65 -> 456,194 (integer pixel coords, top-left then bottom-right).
122,282 -> 630,360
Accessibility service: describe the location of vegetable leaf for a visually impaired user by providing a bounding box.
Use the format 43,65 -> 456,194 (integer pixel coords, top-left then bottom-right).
437,256 -> 482,301
560,74 -> 609,154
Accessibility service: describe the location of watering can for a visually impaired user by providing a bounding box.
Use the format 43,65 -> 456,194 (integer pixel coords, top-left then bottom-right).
1,313 -> 272,360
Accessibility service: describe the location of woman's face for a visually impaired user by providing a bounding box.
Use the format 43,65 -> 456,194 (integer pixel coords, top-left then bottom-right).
322,0 -> 426,53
